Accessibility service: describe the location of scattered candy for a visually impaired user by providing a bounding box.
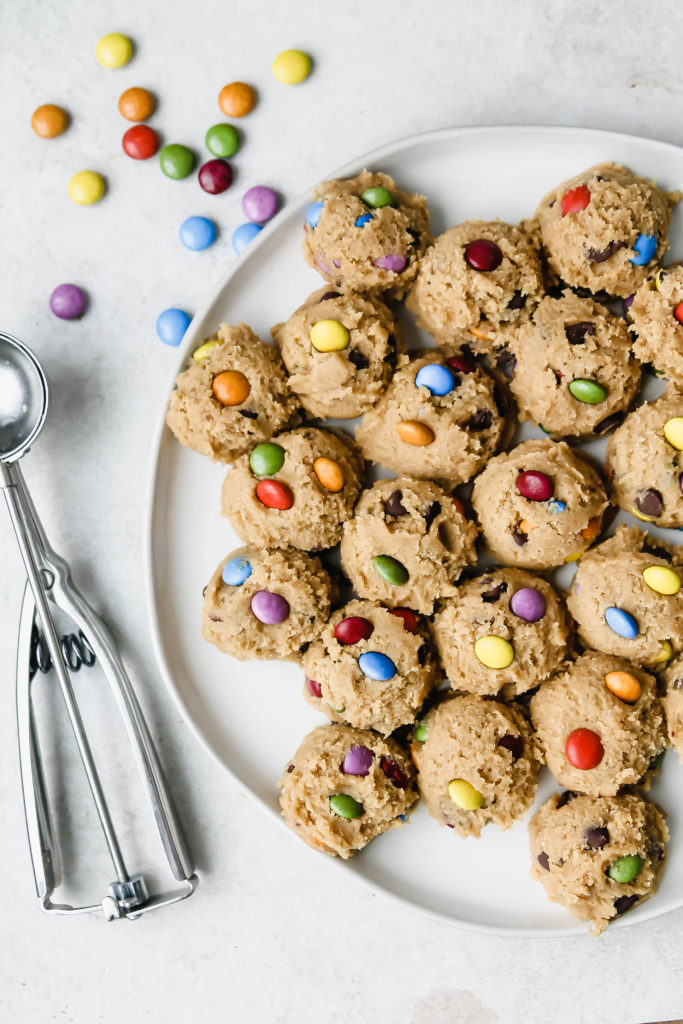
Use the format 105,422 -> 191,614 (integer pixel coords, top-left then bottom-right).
568,378 -> 607,404
95,32 -> 133,69
159,144 -> 195,180
374,254 -> 407,272
118,87 -> 155,122
448,779 -> 485,810
516,470 -> 553,501
272,49 -> 311,85
222,556 -> 252,586
464,239 -> 502,272
156,308 -> 191,346
199,158 -> 233,194
255,479 -> 293,510
607,854 -> 643,884
242,185 -> 279,223
68,170 -> 105,205
313,457 -> 344,492
605,606 -> 639,639
580,517 -> 601,543
474,635 -> 514,669
31,103 -> 68,138
358,651 -> 396,681
334,616 -> 374,645
218,82 -> 255,118
305,201 -> 324,228
329,794 -> 364,819
413,721 -> 427,743
396,420 -> 435,446
373,555 -> 409,586
212,370 -> 251,406
380,757 -> 408,788
122,124 -> 158,160
249,442 -> 285,477
354,213 -> 373,227
509,587 -> 546,623
390,608 -> 419,633
342,745 -> 374,776
415,363 -> 455,396
642,565 -> 681,596
179,215 -> 217,251
310,319 -> 349,352
250,590 -> 289,625
560,186 -> 590,216
446,355 -> 476,374
656,640 -> 673,663
306,676 -> 322,698
205,123 -> 240,158
630,233 -> 657,266
361,186 -> 394,208
232,222 -> 263,253
604,670 -> 641,704
674,302 -> 683,325
49,283 -> 86,320
565,728 -> 604,770
663,417 -> 683,450
193,340 -> 220,361
548,500 -> 567,514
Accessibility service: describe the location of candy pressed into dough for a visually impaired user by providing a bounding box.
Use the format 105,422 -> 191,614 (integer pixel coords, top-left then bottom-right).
629,263 -> 683,387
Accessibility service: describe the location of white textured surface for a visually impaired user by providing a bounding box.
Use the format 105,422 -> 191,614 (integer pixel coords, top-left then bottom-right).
1,2 -> 683,1022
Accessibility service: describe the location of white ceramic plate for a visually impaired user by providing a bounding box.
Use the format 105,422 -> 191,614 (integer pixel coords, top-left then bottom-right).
146,126 -> 683,936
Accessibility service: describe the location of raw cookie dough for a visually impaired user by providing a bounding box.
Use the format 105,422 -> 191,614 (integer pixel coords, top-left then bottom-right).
201,545 -> 334,662
406,219 -> 543,346
535,162 -> 672,298
605,389 -> 683,528
529,791 -> 668,936
510,291 -> 642,441
530,651 -> 667,796
221,426 -> 365,551
271,286 -> 401,419
471,439 -> 609,570
302,170 -> 432,298
303,600 -> 440,734
356,349 -> 511,486
339,477 -> 478,614
662,653 -> 683,761
433,568 -> 572,698
566,525 -> 683,668
279,723 -> 417,858
166,322 -> 301,462
411,694 -> 540,838
628,263 -> 683,387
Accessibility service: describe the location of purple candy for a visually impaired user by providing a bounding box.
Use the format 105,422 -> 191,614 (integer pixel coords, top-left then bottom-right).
332,259 -> 341,267
49,283 -> 87,320
241,185 -> 279,224
250,590 -> 289,625
315,252 -> 331,274
374,253 -> 407,272
341,744 -> 374,776
510,587 -> 546,623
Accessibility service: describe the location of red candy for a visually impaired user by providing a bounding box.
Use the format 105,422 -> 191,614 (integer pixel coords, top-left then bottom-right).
199,158 -> 233,194
390,608 -> 419,634
334,616 -> 374,645
255,479 -> 293,510
674,302 -> 683,325
305,676 -> 322,698
380,756 -> 409,789
565,728 -> 604,770
122,124 -> 159,160
446,355 -> 477,374
561,185 -> 591,216
516,470 -> 554,501
464,239 -> 502,272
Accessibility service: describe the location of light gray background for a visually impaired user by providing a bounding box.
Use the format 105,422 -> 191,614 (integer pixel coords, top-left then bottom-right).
2,2 -> 682,1022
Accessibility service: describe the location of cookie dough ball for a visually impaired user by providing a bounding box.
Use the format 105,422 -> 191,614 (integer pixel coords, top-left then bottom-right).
566,526 -> 683,668
339,477 -> 478,614
530,651 -> 667,796
471,439 -> 608,570
529,791 -> 668,935
356,350 -> 510,486
535,162 -> 671,298
221,426 -> 365,551
166,323 -> 301,463
302,170 -> 431,298
662,653 -> 683,760
201,546 -> 334,662
303,600 -> 439,734
510,292 -> 642,441
605,390 -> 683,528
412,695 -> 540,838
629,263 -> 683,386
279,724 -> 417,858
271,287 -> 401,418
406,220 -> 543,347
433,569 -> 572,698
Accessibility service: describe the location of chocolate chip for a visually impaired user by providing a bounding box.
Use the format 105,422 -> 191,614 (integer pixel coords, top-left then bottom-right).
642,542 -> 672,563
557,790 -> 577,808
635,488 -> 663,518
287,764 -> 295,773
417,643 -> 428,666
493,384 -> 507,417
238,409 -> 258,419
564,321 -> 596,346
512,526 -> 528,546
585,826 -> 610,850
496,347 -> 517,377
384,489 -> 407,516
499,734 -> 524,760
587,240 -> 626,263
319,291 -> 341,301
507,290 -> 527,310
537,852 -> 550,871
481,581 -> 508,603
424,501 -> 441,529
208,614 -> 223,622
467,409 -> 493,431
594,412 -> 624,434
348,349 -> 369,370
613,894 -> 639,916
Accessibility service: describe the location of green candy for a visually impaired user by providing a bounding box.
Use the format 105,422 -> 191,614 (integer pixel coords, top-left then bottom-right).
649,750 -> 665,772
361,186 -> 395,209
373,554 -> 409,586
249,442 -> 285,477
329,794 -> 364,820
328,703 -> 346,714
568,378 -> 607,404
205,123 -> 240,159
159,144 -> 196,180
607,854 -> 644,884
413,721 -> 428,743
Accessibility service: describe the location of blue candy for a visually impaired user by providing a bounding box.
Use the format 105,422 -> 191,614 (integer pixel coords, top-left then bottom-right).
179,216 -> 216,251
305,201 -> 324,229
548,500 -> 567,514
415,363 -> 456,396
605,606 -> 639,639
358,651 -> 396,681
222,556 -> 252,586
354,213 -> 373,228
156,308 -> 191,347
630,234 -> 657,266
232,222 -> 263,254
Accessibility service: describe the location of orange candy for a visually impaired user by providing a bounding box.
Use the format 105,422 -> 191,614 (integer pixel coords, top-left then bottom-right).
396,420 -> 435,446
580,516 -> 601,543
451,495 -> 466,517
313,457 -> 344,492
604,671 -> 642,704
118,87 -> 155,122
469,325 -> 491,341
212,371 -> 251,406
31,104 -> 68,138
218,82 -> 256,118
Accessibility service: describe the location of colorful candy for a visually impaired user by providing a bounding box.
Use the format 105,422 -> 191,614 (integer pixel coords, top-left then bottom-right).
199,159 -> 233,194
358,652 -> 396,680
415,364 -> 455,396
446,355 -> 477,374
448,779 -> 485,810
249,442 -> 285,477
374,254 -> 407,272
413,721 -> 428,743
674,302 -> 683,325
354,213 -> 373,227
361,187 -> 394,208
663,417 -> 683,450
205,123 -> 240,158
255,479 -> 293,510
630,234 -> 657,266
179,216 -> 217,251
373,555 -> 409,586
193,340 -> 220,361
565,728 -> 604,770
548,500 -> 567,514
656,640 -> 673,663
334,616 -> 374,645
49,284 -> 86,320
68,170 -> 105,205
604,670 -> 641,704
156,308 -> 191,346
31,104 -> 68,138
232,222 -> 263,254
509,587 -> 546,623
380,757 -> 409,788
516,470 -> 553,501
605,606 -> 639,639
607,854 -> 643,884
342,745 -> 374,776
212,370 -> 251,406
390,608 -> 419,633
396,420 -> 434,446
250,590 -> 289,625
560,186 -> 590,216
580,517 -> 601,543
642,565 -> 681,595
474,636 -> 514,669
95,32 -> 133,69
464,239 -> 502,272
329,794 -> 364,819
242,186 -> 279,223
122,124 -> 158,160
218,82 -> 255,117
310,319 -> 349,352
272,49 -> 312,84
305,676 -> 322,698
568,379 -> 607,404
313,457 -> 344,492
159,144 -> 195,180
118,87 -> 155,121
305,201 -> 324,228
222,556 -> 252,586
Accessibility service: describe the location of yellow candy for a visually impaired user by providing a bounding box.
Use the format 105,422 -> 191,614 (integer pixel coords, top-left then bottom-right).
656,640 -> 673,664
643,565 -> 681,596
313,457 -> 344,492
68,170 -> 105,205
193,340 -> 220,361
310,319 -> 349,352
448,779 -> 485,811
95,32 -> 133,69
272,49 -> 311,85
564,549 -> 586,563
654,269 -> 666,292
474,635 -> 514,669
663,417 -> 683,451
631,506 -> 655,523
605,670 -> 642,704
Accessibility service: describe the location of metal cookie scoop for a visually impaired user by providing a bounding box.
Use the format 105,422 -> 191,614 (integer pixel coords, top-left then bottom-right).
0,330 -> 196,919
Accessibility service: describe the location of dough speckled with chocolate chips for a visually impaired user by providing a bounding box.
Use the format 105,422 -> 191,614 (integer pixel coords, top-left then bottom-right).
529,791 -> 668,935
279,723 -> 417,858
628,263 -> 683,387
662,652 -> 683,761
